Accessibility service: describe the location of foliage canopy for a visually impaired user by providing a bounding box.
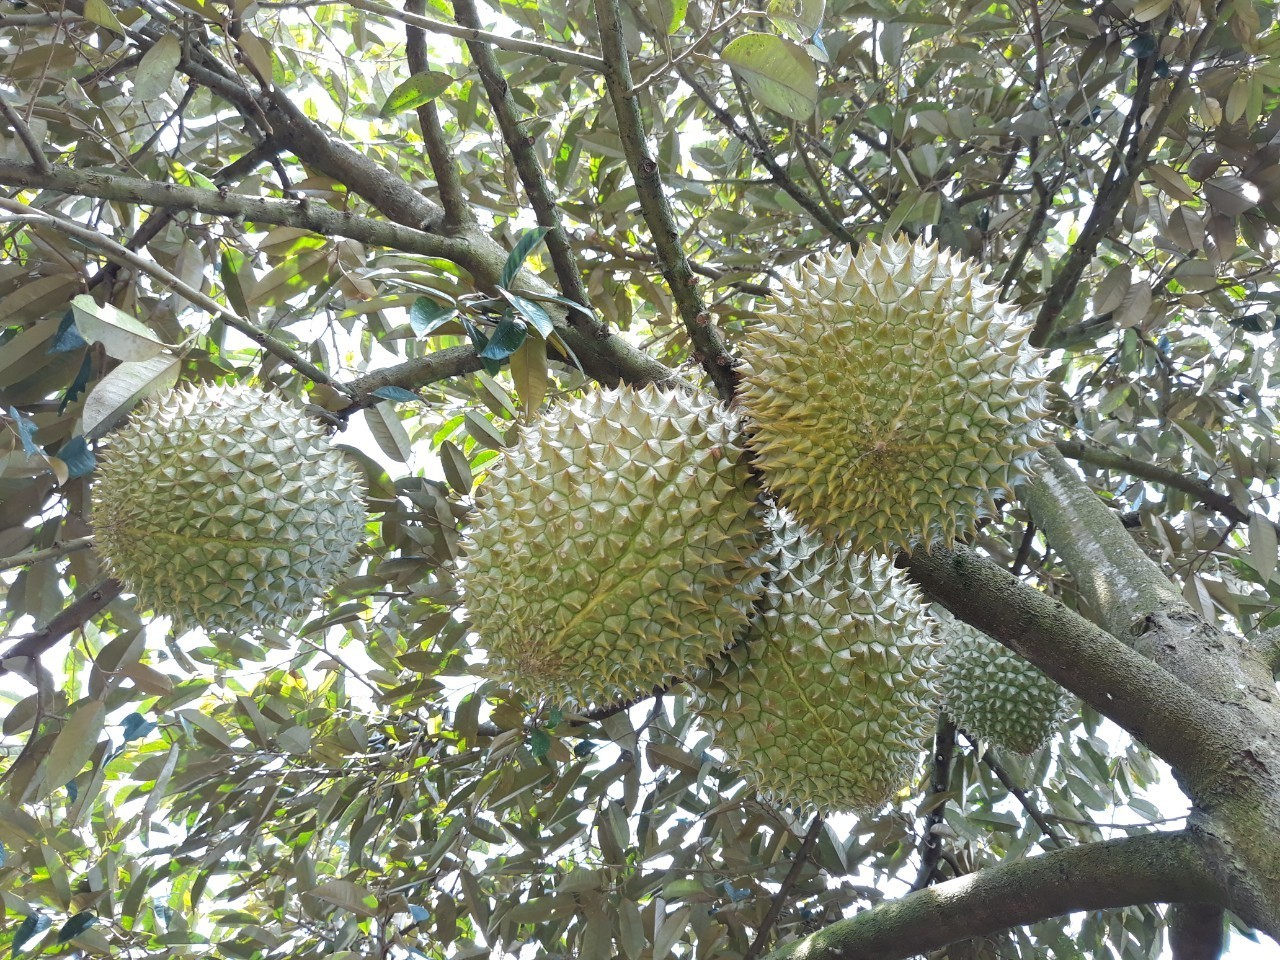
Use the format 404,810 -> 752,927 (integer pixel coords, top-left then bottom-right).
2,0 -> 1280,956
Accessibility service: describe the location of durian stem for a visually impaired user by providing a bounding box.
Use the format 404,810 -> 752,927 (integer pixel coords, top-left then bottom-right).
762,832 -> 1223,960
744,815 -> 824,960
911,716 -> 957,892
973,740 -> 1066,849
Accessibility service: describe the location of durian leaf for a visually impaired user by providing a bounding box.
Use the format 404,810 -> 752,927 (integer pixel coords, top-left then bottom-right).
379,71 -> 454,118
439,440 -> 472,494
509,334 -> 548,418
133,32 -> 180,100
70,295 -> 167,362
10,913 -> 51,955
37,700 -> 105,802
721,34 -> 818,122
53,436 -> 95,479
49,310 -> 88,353
410,297 -> 460,338
528,728 -> 552,759
500,227 -> 551,288
306,879 -> 379,917
363,405 -> 413,463
463,410 -> 508,450
1250,512 -> 1277,582
643,0 -> 687,34
371,385 -> 420,403
80,354 -> 180,439
768,0 -> 824,37
55,912 -> 97,944
7,407 -> 39,456
477,314 -> 528,361
498,289 -> 554,338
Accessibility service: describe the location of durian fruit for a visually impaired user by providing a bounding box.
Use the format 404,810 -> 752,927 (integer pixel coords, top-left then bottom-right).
737,237 -> 1051,553
692,516 -> 940,814
461,385 -> 766,708
92,383 -> 366,634
936,616 -> 1068,755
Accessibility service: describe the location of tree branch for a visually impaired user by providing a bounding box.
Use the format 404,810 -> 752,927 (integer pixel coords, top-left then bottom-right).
974,740 -> 1067,849
335,346 -> 484,416
0,88 -> 50,174
0,159 -> 471,261
763,832 -> 1220,960
1056,437 -> 1269,534
744,815 -> 825,960
1168,902 -> 1225,960
903,544 -> 1230,782
345,0 -> 605,70
1,580 -> 123,674
405,0 -> 472,228
912,716 -> 957,891
451,0 -> 602,335
0,537 -> 94,573
594,0 -> 736,398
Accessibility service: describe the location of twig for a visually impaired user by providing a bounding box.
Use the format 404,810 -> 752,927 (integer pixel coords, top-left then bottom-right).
1055,438 -> 1271,535
344,0 -> 605,70
451,0 -> 601,335
594,0 -> 736,398
0,197 -> 340,393
970,736 -> 1067,849
0,89 -> 51,174
912,715 -> 957,891
335,345 -> 484,416
0,537 -> 95,573
1011,521 -> 1036,577
0,159 -> 471,262
742,815 -> 824,960
1,580 -> 123,674
405,0 -> 472,228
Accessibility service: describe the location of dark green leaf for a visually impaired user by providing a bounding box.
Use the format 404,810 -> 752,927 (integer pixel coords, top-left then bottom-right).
55,436 -> 96,479
500,227 -> 551,288
11,914 -> 50,955
371,385 -> 421,403
49,310 -> 88,353
477,314 -> 528,361
410,297 -> 459,337
529,728 -> 552,759
121,713 -> 157,742
59,353 -> 93,414
56,912 -> 97,943
498,290 -> 554,338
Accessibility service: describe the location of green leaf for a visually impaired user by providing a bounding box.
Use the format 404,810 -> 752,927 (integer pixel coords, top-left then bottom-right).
379,71 -> 455,118
71,294 -> 167,362
498,290 -> 554,338
82,0 -> 125,33
11,914 -> 50,955
501,227 -> 551,288
528,728 -> 552,759
721,33 -> 818,122
80,354 -> 181,439
38,701 -> 106,801
509,335 -> 548,417
768,0 -> 825,37
439,440 -> 472,494
308,880 -> 379,917
644,0 -> 687,33
410,297 -> 459,337
134,33 -> 181,100
477,314 -> 529,361
55,912 -> 97,944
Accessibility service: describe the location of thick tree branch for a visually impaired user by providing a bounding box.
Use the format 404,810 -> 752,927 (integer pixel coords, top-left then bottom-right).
1,580 -> 123,674
594,0 -> 736,398
903,545 -> 1232,783
451,0 -> 602,334
1023,447 -> 1184,639
763,832 -> 1220,960
1168,902 -> 1225,960
0,537 -> 94,573
405,0 -> 473,228
336,346 -> 484,415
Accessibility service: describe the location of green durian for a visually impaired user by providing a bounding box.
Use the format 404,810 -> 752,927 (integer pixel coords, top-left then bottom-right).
737,237 -> 1051,553
461,385 -> 766,709
693,515 -> 940,814
92,383 -> 366,634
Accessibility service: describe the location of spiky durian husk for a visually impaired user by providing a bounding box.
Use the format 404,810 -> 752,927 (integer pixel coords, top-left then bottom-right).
461,385 -> 766,709
737,237 -> 1051,553
693,517 -> 939,814
937,618 -> 1068,755
92,383 -> 366,634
